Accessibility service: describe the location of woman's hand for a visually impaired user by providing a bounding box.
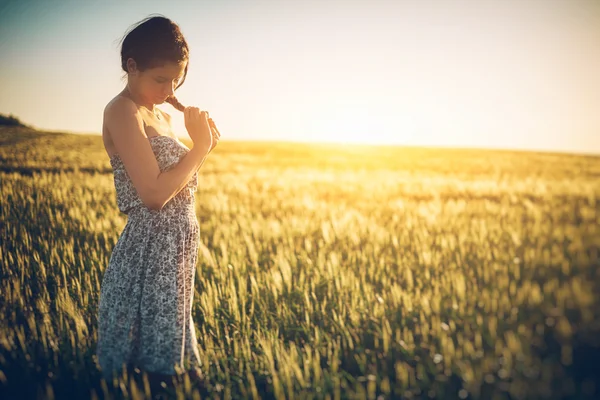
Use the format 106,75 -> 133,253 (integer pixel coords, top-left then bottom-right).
207,117 -> 221,154
183,106 -> 212,152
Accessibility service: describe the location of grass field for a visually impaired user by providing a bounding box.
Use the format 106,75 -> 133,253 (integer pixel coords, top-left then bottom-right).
1,126 -> 599,399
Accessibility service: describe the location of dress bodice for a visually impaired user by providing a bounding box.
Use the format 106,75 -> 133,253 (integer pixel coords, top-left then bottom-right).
109,136 -> 198,214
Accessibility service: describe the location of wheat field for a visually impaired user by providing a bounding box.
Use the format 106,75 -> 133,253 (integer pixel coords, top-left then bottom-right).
0,126 -> 599,399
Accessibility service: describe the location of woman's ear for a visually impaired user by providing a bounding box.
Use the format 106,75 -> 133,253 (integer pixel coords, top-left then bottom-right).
126,58 -> 138,75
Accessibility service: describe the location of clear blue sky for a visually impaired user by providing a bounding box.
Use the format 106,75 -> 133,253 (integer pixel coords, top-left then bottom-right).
1,0 -> 599,154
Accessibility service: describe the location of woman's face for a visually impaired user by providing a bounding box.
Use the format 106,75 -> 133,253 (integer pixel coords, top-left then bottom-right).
128,59 -> 187,105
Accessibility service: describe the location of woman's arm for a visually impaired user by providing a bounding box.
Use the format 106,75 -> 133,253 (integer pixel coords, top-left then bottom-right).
105,97 -> 209,211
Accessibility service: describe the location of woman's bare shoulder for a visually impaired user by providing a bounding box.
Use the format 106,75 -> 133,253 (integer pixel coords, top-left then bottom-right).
102,94 -> 145,152
104,94 -> 139,116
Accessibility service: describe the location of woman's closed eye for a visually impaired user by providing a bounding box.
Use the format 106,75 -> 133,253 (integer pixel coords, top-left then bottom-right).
156,77 -> 181,84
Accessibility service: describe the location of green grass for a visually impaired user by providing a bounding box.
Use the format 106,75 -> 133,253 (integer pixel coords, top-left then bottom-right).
1,125 -> 599,399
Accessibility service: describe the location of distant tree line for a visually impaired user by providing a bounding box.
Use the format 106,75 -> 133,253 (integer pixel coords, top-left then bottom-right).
0,113 -> 29,127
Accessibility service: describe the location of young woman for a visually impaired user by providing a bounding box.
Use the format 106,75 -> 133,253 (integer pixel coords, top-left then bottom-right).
96,14 -> 219,392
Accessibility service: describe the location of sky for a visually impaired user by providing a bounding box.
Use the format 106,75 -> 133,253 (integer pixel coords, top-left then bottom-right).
0,0 -> 599,154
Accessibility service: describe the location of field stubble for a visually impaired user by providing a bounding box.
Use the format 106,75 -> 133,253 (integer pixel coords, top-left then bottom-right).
1,127 -> 599,399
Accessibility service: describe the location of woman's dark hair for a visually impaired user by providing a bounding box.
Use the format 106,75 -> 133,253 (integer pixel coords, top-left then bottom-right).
118,14 -> 188,111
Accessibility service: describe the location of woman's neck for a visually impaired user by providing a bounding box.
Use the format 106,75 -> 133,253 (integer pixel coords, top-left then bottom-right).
122,86 -> 155,113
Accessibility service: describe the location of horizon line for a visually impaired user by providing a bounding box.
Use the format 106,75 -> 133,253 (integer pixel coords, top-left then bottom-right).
7,125 -> 599,158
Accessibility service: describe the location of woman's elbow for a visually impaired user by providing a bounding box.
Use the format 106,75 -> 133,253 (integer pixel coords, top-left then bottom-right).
145,200 -> 164,211
141,187 -> 164,211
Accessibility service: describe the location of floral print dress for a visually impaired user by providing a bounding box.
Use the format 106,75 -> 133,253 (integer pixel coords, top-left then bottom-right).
97,135 -> 202,380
